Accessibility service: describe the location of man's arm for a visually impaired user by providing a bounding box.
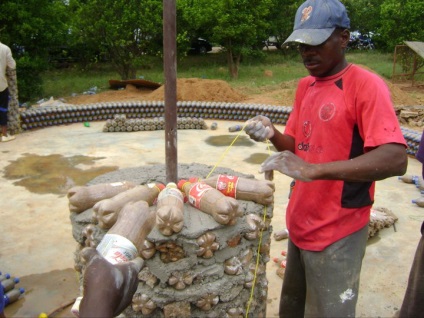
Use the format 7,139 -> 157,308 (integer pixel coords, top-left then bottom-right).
260,143 -> 407,182
6,46 -> 16,70
79,248 -> 143,318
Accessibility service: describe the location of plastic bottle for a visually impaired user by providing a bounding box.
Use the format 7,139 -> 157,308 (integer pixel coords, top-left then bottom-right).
1,277 -> 20,293
67,181 -> 137,213
272,257 -> 287,268
273,228 -> 289,241
4,287 -> 25,306
414,177 -> 424,192
97,200 -> 157,264
178,180 -> 241,226
71,195 -> 136,313
412,197 -> 424,208
228,124 -> 243,132
191,174 -> 275,206
398,175 -> 419,184
156,183 -> 185,236
93,183 -> 164,229
0,272 -> 11,282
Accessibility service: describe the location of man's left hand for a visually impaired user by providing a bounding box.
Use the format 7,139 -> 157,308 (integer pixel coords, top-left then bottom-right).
260,151 -> 313,182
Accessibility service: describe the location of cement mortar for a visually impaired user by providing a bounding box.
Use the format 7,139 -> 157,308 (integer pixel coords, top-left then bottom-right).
70,163 -> 273,317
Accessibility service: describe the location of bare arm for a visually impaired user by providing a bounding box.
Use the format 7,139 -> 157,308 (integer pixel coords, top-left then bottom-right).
261,143 -> 407,182
269,127 -> 295,152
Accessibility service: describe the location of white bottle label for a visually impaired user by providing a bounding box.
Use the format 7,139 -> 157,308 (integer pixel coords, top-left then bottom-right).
110,181 -> 125,187
158,186 -> 184,202
96,234 -> 138,264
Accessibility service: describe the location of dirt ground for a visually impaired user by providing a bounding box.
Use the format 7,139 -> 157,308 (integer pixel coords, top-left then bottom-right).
2,71 -> 424,317
64,74 -> 424,109
61,72 -> 424,130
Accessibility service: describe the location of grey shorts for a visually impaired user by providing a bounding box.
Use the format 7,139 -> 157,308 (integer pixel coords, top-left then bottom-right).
279,224 -> 369,318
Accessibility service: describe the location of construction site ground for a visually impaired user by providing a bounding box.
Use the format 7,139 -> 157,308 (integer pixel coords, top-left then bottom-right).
1,76 -> 424,317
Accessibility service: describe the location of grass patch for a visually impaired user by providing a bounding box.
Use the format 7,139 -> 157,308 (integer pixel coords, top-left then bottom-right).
346,51 -> 394,79
40,50 -> 395,101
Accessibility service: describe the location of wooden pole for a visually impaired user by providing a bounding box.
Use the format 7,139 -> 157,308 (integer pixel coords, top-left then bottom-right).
163,0 -> 178,183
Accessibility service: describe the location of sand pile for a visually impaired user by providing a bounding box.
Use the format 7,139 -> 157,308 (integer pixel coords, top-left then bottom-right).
63,76 -> 420,108
148,78 -> 246,103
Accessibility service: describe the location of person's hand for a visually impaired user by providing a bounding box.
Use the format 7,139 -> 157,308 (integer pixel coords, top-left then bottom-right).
260,151 -> 313,182
244,115 -> 274,142
79,247 -> 144,318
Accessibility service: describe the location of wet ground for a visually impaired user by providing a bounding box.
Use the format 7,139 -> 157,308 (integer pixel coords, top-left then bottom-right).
1,120 -> 423,317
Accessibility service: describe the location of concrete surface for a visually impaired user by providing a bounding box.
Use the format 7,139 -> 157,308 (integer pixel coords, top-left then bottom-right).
0,120 -> 423,317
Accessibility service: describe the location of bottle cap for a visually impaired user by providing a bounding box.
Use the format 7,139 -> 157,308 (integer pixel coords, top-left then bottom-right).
1,273 -> 11,279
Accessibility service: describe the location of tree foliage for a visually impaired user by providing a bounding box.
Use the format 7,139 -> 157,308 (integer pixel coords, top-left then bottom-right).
378,0 -> 424,51
0,0 -> 69,57
0,0 -> 70,101
179,0 -> 276,78
0,0 -> 423,101
69,0 -> 164,80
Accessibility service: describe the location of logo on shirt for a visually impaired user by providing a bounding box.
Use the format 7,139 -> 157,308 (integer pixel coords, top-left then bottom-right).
297,141 -> 323,153
302,121 -> 312,138
319,103 -> 336,121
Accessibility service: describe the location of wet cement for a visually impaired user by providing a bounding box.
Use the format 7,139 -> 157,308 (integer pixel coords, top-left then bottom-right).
1,120 -> 423,317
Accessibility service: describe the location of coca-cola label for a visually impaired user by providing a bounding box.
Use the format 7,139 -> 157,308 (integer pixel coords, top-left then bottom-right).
215,175 -> 239,198
188,183 -> 213,208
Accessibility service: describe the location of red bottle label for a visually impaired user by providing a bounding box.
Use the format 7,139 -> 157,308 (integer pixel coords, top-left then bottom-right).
215,175 -> 238,198
188,183 -> 213,208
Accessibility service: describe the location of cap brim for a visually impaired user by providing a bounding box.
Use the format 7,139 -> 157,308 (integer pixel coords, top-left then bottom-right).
283,28 -> 335,46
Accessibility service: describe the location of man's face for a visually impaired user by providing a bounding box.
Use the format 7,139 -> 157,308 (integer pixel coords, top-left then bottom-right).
298,29 -> 349,77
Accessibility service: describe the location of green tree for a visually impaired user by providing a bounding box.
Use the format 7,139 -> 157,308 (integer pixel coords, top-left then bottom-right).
378,0 -> 424,52
0,0 -> 70,101
180,0 -> 275,79
343,0 -> 384,35
69,0 -> 164,80
266,0 -> 303,48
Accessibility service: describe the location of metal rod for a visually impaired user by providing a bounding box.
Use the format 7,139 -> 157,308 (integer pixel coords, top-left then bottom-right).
163,0 -> 178,183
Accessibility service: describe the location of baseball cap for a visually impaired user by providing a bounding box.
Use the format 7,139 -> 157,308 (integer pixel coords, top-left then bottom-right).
283,0 -> 350,46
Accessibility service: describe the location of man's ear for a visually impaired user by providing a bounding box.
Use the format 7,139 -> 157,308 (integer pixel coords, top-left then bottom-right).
340,29 -> 350,49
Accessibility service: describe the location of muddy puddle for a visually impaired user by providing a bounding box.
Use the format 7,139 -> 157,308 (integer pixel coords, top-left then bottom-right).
205,135 -> 255,147
3,153 -> 118,196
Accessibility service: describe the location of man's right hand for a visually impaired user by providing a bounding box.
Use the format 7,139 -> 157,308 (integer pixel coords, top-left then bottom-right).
244,115 -> 274,142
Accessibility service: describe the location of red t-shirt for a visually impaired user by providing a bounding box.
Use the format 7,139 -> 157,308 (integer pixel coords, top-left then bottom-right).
284,64 -> 406,251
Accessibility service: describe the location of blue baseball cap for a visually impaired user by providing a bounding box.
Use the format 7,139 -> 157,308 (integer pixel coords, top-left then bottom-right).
283,0 -> 350,46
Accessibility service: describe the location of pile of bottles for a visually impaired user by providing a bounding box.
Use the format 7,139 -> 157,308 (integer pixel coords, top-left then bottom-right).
18,101 -> 422,158
102,115 -> 208,132
19,101 -> 292,131
402,127 -> 422,157
1,271 -> 25,307
398,175 -> 424,207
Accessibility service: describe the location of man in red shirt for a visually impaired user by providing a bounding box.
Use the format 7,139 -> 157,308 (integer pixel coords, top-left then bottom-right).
244,0 -> 407,316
